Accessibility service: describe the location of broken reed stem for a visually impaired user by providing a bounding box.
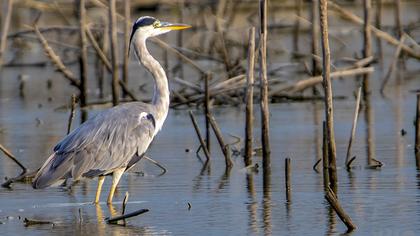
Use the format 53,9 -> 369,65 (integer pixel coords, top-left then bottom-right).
0,144 -> 27,173
380,35 -> 405,94
109,0 -> 119,106
67,94 -> 77,135
204,72 -> 211,152
0,0 -> 14,66
79,0 -> 88,107
345,87 -> 362,168
322,121 -> 330,191
328,2 -> 420,60
207,113 -> 233,168
122,0 -> 131,98
285,158 -> 291,202
34,25 -> 80,87
319,0 -> 337,194
245,27 -> 256,166
311,0 -> 321,76
259,0 -> 271,168
325,187 -> 357,231
189,111 -> 211,161
415,94 -> 420,154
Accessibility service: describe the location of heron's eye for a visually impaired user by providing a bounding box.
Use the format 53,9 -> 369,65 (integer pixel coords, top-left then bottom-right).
153,21 -> 161,28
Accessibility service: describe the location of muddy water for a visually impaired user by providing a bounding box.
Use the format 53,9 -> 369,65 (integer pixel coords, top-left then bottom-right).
1,1 -> 420,236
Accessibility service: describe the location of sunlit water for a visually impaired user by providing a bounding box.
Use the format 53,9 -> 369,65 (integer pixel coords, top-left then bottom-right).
1,1 -> 420,236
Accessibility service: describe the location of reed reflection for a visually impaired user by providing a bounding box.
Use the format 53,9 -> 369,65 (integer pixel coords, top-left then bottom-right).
262,165 -> 272,236
245,173 -> 258,234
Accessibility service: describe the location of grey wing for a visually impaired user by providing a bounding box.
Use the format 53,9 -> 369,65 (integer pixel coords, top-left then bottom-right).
32,104 -> 156,188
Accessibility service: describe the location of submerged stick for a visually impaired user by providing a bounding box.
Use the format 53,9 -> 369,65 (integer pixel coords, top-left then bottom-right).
106,209 -> 149,224
325,188 -> 357,231
67,94 -> 77,135
207,113 -> 233,168
24,218 -> 54,227
143,155 -> 167,175
189,111 -> 211,161
0,0 -> 14,66
345,87 -> 362,169
245,27 -> 256,166
285,158 -> 291,202
320,0 -> 338,194
259,0 -> 271,169
109,0 -> 119,106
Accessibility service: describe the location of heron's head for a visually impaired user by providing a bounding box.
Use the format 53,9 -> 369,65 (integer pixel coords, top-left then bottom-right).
129,16 -> 191,53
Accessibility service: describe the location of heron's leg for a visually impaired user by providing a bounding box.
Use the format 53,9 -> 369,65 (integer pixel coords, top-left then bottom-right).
107,168 -> 125,204
94,176 -> 105,204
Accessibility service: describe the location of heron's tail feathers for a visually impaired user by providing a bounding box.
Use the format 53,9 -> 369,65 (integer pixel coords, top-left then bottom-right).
32,152 -> 73,189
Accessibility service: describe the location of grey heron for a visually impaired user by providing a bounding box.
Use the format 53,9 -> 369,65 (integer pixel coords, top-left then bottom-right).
32,16 -> 191,204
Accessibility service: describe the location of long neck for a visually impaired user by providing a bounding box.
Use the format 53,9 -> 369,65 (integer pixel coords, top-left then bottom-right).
134,36 -> 170,127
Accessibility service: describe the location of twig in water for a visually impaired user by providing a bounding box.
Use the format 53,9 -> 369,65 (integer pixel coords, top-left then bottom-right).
106,209 -> 149,224
122,192 -> 129,215
24,218 -> 54,227
245,27 -> 256,167
285,158 -> 291,202
143,156 -> 167,176
325,187 -> 356,231
207,112 -> 233,168
313,158 -> 321,173
189,111 -> 211,162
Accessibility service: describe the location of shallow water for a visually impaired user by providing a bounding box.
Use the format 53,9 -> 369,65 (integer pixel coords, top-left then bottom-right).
1,1 -> 420,236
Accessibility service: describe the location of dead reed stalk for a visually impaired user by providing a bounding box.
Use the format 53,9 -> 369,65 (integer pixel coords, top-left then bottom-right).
189,111 -> 211,162
345,87 -> 362,169
67,94 -> 77,135
204,72 -> 211,152
285,157 -> 291,202
0,0 -> 13,66
311,0 -> 321,76
329,2 -> 420,60
207,113 -> 233,169
122,0 -> 131,98
325,187 -> 357,231
245,27 -> 256,166
375,0 -> 383,63
380,35 -> 405,94
78,0 -> 88,107
319,0 -> 337,194
259,0 -> 271,169
109,0 -> 119,106
415,94 -> 420,154
394,0 -> 402,38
